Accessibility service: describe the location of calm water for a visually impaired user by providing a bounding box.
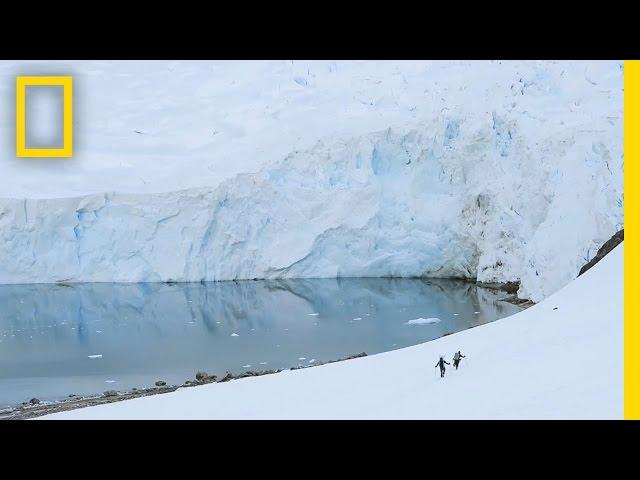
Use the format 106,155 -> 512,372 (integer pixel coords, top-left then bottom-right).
0,278 -> 520,408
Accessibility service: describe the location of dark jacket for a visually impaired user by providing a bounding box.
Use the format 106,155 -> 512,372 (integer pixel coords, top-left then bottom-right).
436,358 -> 450,369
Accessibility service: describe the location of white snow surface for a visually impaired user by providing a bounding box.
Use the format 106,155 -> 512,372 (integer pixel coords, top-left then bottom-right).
42,244 -> 623,420
0,61 -> 624,301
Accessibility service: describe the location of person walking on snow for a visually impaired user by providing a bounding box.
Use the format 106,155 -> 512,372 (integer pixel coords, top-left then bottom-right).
452,351 -> 465,370
435,356 -> 450,378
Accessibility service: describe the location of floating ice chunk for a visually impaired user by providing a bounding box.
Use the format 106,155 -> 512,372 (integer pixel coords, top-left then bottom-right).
309,359 -> 316,363
405,317 -> 441,326
105,380 -> 116,383
242,365 -> 252,368
353,317 -> 362,321
231,333 -> 239,337
474,311 -> 480,314
259,362 -> 267,365
88,354 -> 103,359
96,330 -> 103,333
307,313 -> 319,316
298,357 -> 306,360
453,313 -> 459,316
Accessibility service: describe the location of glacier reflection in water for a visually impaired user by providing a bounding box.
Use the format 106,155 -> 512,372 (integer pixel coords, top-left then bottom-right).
0,278 -> 520,407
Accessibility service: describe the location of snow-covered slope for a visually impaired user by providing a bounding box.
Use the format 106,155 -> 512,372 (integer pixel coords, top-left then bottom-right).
42,243 -> 623,420
0,61 -> 623,300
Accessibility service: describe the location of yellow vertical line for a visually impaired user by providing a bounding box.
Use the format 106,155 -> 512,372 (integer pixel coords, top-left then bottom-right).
625,59 -> 639,420
64,78 -> 73,156
15,78 -> 26,156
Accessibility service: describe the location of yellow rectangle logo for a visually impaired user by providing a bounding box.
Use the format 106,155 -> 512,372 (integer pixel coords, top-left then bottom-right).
16,76 -> 73,158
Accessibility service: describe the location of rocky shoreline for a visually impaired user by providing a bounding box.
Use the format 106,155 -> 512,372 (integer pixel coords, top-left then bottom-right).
0,352 -> 368,420
472,279 -> 536,309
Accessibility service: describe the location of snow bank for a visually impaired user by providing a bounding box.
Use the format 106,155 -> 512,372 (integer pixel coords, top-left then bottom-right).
42,244 -> 623,419
0,61 -> 623,301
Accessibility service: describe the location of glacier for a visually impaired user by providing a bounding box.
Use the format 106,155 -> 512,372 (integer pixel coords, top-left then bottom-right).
0,60 -> 624,302
0,117 -> 623,302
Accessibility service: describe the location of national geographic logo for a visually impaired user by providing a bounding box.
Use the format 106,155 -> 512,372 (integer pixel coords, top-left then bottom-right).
15,76 -> 73,158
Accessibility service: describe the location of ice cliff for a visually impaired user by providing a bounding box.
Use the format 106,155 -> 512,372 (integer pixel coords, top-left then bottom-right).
0,61 -> 624,302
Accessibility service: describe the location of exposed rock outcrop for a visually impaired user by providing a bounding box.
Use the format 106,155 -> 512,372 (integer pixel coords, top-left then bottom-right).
578,229 -> 624,276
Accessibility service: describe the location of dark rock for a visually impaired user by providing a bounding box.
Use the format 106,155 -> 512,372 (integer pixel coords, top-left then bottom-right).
477,280 -> 520,294
195,371 -> 209,381
346,352 -> 367,359
578,229 -> 624,276
502,295 -> 536,309
155,381 -> 167,387
103,390 -> 118,397
29,398 -> 40,405
197,375 -> 216,383
502,281 -> 520,294
218,372 -> 234,383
